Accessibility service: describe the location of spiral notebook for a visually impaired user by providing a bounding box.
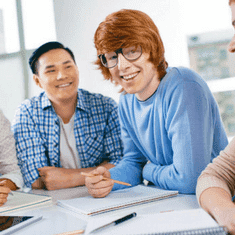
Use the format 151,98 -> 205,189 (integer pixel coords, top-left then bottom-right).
57,185 -> 178,215
84,208 -> 228,235
0,191 -> 52,213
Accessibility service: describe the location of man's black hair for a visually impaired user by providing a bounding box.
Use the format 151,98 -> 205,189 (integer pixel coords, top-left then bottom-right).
29,41 -> 76,74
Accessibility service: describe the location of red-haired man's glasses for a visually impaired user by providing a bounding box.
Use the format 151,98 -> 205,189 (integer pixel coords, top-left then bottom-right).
98,45 -> 142,69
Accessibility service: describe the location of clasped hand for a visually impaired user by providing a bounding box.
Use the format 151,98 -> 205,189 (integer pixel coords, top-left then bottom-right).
38,166 -> 71,190
84,166 -> 114,198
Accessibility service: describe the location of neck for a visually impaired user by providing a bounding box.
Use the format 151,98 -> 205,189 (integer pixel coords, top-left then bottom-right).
52,96 -> 77,124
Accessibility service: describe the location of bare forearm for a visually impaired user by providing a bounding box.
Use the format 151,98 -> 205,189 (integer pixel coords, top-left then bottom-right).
35,163 -> 115,190
200,187 -> 234,219
62,163 -> 115,188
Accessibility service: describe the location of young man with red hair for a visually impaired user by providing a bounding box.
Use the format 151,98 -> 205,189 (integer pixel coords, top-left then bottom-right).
85,9 -> 228,197
196,1 -> 235,234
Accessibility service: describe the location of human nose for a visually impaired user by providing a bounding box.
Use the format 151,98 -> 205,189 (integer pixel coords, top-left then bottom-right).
228,34 -> 235,53
117,53 -> 132,71
56,69 -> 67,80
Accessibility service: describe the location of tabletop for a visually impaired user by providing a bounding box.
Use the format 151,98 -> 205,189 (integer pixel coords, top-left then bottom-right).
2,187 -> 200,235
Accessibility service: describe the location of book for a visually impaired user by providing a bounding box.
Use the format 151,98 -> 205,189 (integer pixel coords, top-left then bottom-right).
0,191 -> 52,213
84,208 -> 228,235
57,185 -> 178,215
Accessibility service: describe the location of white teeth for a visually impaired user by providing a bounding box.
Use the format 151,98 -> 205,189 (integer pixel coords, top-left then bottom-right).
122,72 -> 138,80
58,83 -> 70,88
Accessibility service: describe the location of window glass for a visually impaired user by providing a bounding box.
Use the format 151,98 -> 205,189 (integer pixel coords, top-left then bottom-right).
0,0 -> 20,54
21,0 -> 56,50
0,56 -> 24,122
187,30 -> 235,139
214,91 -> 235,138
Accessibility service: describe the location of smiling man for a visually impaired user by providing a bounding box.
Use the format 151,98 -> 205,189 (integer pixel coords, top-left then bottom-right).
84,9 -> 228,198
12,42 -> 123,190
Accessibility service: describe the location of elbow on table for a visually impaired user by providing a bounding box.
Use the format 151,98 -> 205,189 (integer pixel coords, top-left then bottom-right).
175,178 -> 197,194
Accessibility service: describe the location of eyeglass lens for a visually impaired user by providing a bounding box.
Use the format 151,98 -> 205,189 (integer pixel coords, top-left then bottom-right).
100,45 -> 142,68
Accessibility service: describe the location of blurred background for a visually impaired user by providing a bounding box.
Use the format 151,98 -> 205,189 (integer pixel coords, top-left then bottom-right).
0,0 -> 234,139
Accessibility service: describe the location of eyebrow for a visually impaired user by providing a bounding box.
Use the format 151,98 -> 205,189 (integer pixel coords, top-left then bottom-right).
44,60 -> 72,70
45,65 -> 55,70
63,60 -> 72,64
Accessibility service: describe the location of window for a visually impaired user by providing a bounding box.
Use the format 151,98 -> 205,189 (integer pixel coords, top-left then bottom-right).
21,0 -> 56,50
188,29 -> 235,139
0,0 -> 20,53
0,0 -> 56,121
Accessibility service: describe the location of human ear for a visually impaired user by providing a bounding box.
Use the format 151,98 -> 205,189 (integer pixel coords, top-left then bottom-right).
33,74 -> 43,88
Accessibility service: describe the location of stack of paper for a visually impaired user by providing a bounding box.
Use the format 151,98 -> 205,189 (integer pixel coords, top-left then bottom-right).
57,185 -> 178,215
0,191 -> 52,213
84,208 -> 227,235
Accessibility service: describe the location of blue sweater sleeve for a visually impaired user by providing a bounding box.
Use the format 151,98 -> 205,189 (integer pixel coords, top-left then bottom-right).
143,81 -> 220,193
109,110 -> 147,191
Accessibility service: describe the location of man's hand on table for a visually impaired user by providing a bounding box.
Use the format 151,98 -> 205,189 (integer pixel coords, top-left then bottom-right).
85,166 -> 114,198
38,166 -> 74,190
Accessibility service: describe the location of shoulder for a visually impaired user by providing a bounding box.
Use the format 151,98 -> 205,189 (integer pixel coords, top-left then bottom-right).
78,89 -> 118,111
16,92 -> 46,113
165,67 -> 205,85
13,92 -> 49,125
0,110 -> 11,133
0,109 -> 7,125
162,67 -> 211,96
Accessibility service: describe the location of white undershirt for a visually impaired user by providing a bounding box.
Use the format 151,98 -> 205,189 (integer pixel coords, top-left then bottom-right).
59,114 -> 81,169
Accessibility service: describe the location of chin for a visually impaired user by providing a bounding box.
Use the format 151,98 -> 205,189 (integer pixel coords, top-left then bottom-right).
124,88 -> 137,95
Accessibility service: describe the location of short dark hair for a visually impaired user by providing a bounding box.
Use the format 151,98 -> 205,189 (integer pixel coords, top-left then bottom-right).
29,41 -> 76,74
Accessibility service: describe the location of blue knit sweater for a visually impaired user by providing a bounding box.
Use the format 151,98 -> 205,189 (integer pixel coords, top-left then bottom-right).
110,67 -> 228,194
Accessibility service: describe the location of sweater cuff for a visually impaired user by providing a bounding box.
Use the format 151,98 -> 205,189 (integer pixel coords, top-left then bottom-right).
196,175 -> 232,206
143,162 -> 158,183
109,167 -> 128,191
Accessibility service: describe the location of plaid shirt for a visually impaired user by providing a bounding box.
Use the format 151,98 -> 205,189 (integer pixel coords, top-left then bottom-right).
12,89 -> 123,187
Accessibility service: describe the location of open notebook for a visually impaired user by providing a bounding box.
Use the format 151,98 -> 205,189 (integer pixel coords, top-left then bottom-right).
0,191 -> 52,213
84,208 -> 228,235
57,185 -> 178,215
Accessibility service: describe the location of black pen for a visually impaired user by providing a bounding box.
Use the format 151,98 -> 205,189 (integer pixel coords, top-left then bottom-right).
91,212 -> 137,234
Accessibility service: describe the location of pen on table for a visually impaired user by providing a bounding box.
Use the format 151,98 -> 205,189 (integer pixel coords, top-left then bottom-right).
81,172 -> 131,186
0,180 -> 13,195
54,229 -> 84,235
91,212 -> 137,234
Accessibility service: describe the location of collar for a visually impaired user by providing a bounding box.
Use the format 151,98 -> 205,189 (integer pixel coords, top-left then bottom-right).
41,89 -> 89,112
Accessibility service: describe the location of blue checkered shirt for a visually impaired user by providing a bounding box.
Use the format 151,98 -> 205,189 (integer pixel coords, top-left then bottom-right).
12,89 -> 123,187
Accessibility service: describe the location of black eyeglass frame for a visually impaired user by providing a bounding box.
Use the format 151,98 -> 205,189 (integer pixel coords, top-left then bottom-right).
98,45 -> 142,69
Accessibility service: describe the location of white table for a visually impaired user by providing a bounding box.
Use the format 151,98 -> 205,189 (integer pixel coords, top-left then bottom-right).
3,187 -> 199,235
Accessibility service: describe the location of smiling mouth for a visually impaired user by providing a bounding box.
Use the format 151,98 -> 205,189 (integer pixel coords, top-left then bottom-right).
57,82 -> 72,88
121,72 -> 139,81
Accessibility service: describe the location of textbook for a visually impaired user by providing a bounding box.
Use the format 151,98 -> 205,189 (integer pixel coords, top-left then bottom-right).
57,185 -> 178,215
0,191 -> 52,213
84,208 -> 228,235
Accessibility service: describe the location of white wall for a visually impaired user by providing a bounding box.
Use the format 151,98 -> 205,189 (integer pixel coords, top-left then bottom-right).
53,0 -> 232,103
